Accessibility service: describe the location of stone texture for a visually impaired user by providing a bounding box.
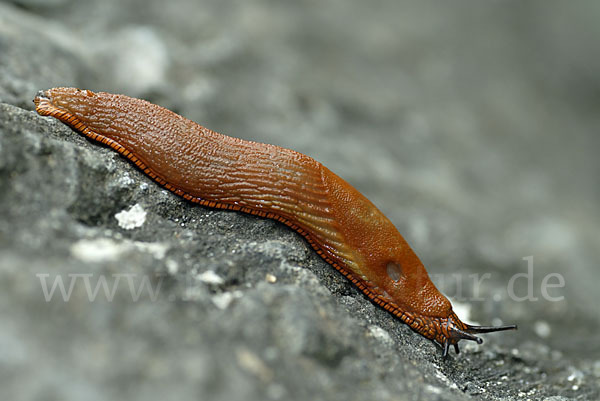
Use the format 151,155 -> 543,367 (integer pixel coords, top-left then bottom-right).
1,1 -> 599,400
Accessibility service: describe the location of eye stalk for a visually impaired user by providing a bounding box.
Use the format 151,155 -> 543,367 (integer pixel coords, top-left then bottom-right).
442,315 -> 518,357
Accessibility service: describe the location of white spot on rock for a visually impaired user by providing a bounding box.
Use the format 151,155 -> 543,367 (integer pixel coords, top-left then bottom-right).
196,270 -> 224,285
115,203 -> 147,230
132,241 -> 168,260
117,172 -> 135,187
534,320 -> 551,338
366,325 -> 393,346
212,290 -> 243,310
70,238 -> 168,262
567,367 -> 584,387
236,347 -> 273,383
165,259 -> 179,275
70,238 -> 125,263
425,385 -> 443,395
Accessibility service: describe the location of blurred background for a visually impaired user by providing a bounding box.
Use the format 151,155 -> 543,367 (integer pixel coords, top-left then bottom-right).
1,0 -> 599,399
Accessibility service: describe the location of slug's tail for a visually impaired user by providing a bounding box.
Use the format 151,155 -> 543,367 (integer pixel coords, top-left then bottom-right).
442,313 -> 517,357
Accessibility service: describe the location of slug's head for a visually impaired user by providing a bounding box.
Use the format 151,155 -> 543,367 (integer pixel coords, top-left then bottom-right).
382,261 -> 516,357
34,87 -> 97,115
428,310 -> 517,357
34,88 -> 148,152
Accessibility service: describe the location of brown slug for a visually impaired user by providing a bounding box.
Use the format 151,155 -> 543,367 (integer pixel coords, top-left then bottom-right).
34,87 -> 516,357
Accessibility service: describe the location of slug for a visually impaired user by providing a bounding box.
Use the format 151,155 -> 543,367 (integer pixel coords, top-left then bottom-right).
34,87 -> 516,356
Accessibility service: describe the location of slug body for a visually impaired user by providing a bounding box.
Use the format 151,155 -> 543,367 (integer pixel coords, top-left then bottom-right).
34,88 -> 515,356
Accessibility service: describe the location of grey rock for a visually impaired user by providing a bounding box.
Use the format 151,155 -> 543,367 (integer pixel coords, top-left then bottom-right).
0,4 -> 84,109
1,1 -> 599,400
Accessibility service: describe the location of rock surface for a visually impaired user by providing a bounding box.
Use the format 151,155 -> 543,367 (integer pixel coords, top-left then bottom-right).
1,1 -> 599,400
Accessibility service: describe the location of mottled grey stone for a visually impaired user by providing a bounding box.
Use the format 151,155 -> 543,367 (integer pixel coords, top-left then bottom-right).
1,1 -> 599,400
